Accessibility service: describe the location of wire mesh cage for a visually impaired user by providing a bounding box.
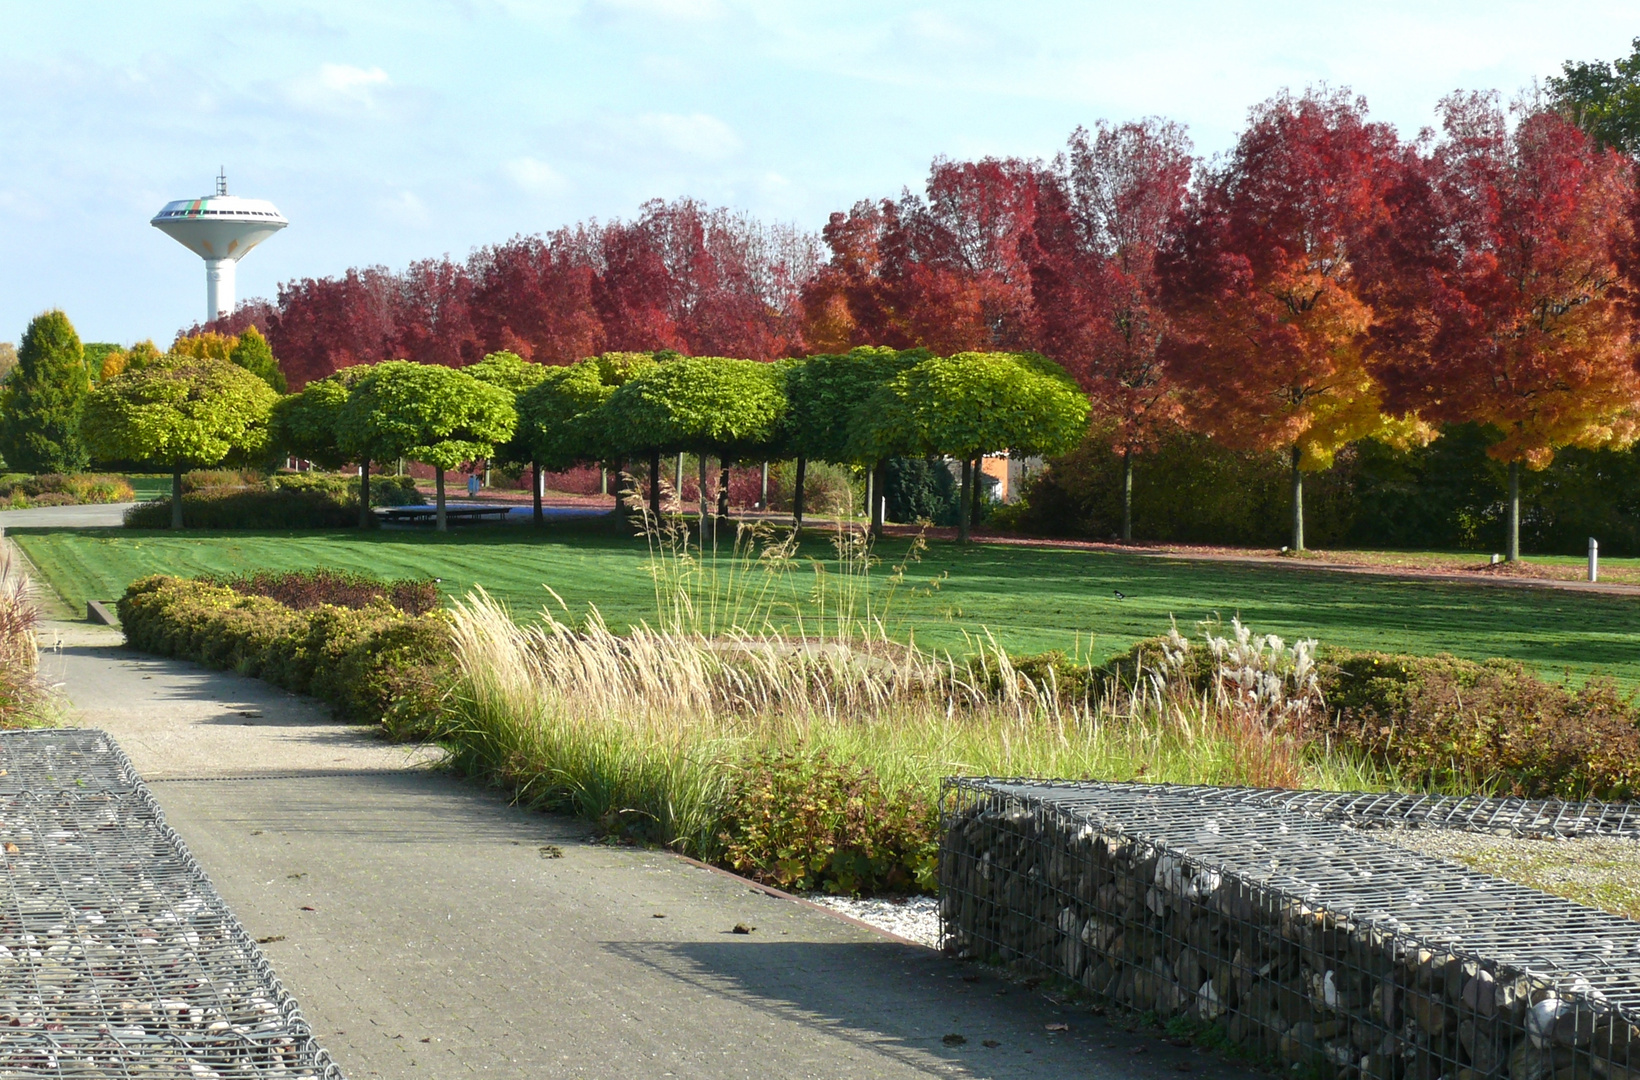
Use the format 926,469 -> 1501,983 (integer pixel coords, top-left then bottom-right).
940,778 -> 1640,1080
0,728 -> 344,1078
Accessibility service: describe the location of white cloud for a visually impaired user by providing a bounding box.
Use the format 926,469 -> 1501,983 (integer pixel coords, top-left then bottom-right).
504,156 -> 569,195
377,190 -> 428,226
285,63 -> 391,112
632,112 -> 741,159
584,0 -> 726,22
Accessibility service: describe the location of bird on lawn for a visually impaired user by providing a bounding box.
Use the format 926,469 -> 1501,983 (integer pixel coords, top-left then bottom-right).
1113,589 -> 1127,600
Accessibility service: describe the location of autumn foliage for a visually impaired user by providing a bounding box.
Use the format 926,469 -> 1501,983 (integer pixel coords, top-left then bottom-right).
171,81 -> 1640,558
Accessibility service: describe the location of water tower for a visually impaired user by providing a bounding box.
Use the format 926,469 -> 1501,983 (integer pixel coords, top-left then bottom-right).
151,170 -> 287,323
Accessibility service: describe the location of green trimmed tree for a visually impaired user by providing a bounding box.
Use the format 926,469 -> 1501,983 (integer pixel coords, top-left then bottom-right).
337,361 -> 516,532
464,351 -> 553,524
515,360 -> 619,525
0,310 -> 91,473
270,365 -> 372,524
785,346 -> 926,534
229,326 -> 288,393
81,356 -> 280,528
597,357 -> 785,537
865,352 -> 1090,542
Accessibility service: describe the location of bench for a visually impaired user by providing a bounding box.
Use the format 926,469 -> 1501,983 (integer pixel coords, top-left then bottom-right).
377,504 -> 514,526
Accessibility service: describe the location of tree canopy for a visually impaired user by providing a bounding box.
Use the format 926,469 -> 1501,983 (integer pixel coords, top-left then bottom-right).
0,310 -> 91,474
1548,36 -> 1640,156
337,360 -> 517,471
517,360 -> 617,471
783,346 -> 926,464
597,356 -> 785,462
270,365 -> 370,470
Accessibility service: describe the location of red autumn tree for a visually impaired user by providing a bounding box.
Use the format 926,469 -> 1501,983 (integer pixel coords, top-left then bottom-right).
802,158 -> 1045,355
262,268 -> 398,389
596,198 -> 819,359
1367,93 -> 1640,560
1161,88 -> 1413,551
1034,120 -> 1194,540
466,228 -> 604,363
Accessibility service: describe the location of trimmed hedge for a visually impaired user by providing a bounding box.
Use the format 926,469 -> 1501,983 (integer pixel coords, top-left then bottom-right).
124,472 -> 422,529
117,574 -> 449,738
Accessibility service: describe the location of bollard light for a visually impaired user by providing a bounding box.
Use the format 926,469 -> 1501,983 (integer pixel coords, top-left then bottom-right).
1589,537 -> 1599,582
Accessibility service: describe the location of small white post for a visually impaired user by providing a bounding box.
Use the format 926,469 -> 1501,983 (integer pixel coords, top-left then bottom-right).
1589,537 -> 1599,583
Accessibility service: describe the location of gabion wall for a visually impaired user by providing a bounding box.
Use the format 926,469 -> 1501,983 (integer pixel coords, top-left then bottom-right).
941,779 -> 1640,1080
0,729 -> 344,1078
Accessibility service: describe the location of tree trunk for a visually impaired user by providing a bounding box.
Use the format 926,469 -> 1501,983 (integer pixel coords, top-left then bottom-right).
718,461 -> 731,521
1506,460 -> 1521,562
1121,450 -> 1133,542
1289,446 -> 1304,552
358,460 -> 372,529
698,454 -> 711,546
793,455 -> 806,532
675,453 -> 684,512
171,465 -> 183,530
870,459 -> 886,537
970,457 -> 984,530
435,466 -> 447,533
648,448 -> 662,521
532,459 -> 544,527
957,458 -> 972,544
864,465 -> 874,531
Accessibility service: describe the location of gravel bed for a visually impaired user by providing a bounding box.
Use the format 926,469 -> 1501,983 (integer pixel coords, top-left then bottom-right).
803,895 -> 940,948
1374,827 -> 1640,921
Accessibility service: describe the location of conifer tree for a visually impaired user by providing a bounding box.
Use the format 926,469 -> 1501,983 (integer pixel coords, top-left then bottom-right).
0,310 -> 91,473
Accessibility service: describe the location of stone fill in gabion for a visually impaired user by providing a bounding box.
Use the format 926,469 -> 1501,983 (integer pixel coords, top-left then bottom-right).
1158,784 -> 1640,840
0,728 -> 343,1078
941,778 -> 1640,1080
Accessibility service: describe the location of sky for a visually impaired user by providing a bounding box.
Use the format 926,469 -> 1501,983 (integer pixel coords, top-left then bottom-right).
1,1 -> 1636,346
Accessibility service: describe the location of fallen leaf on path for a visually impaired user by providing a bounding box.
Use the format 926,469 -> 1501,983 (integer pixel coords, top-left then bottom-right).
1045,1023 -> 1068,1032
539,845 -> 563,858
300,906 -> 316,912
255,935 -> 285,945
651,913 -> 666,919
3,843 -> 17,854
731,923 -> 754,934
942,1034 -> 966,1046
982,1039 -> 1000,1048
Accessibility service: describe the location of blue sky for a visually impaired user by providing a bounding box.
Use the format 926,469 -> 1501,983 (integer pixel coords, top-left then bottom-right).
1,1 -> 1635,346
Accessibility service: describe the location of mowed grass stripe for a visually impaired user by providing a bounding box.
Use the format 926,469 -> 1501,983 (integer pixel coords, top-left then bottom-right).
13,524 -> 1638,684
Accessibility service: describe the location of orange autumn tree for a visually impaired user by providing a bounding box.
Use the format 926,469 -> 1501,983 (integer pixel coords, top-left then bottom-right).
1368,94 -> 1640,561
1160,88 -> 1421,551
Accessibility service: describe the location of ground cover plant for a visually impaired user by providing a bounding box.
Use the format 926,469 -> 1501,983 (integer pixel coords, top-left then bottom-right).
0,473 -> 133,508
17,522 -> 1640,684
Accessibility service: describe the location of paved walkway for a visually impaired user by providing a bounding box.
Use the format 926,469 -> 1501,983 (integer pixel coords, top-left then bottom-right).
41,619 -> 1233,1080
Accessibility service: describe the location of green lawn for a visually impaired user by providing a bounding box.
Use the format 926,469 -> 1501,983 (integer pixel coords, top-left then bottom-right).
12,522 -> 1639,684
119,475 -> 174,501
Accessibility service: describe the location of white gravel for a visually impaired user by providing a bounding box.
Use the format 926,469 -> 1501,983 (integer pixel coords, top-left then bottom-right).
804,894 -> 941,948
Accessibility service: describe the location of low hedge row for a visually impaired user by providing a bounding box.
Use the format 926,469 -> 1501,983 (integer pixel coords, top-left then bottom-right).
124,472 -> 422,529
117,574 -> 449,738
1015,639 -> 1640,800
0,473 -> 134,508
